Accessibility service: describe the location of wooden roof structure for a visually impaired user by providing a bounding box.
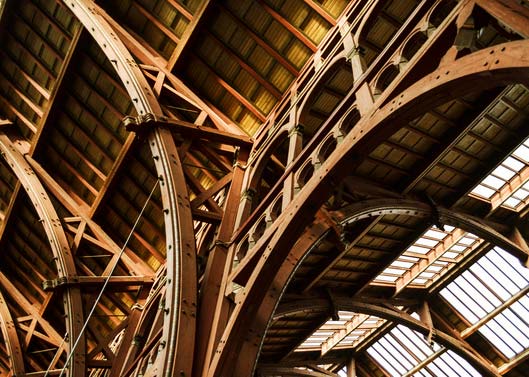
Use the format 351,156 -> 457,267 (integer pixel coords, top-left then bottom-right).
1,0 -> 529,376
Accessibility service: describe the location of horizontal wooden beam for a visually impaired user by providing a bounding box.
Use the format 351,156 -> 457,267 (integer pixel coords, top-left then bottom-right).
123,114 -> 253,148
41,276 -> 155,291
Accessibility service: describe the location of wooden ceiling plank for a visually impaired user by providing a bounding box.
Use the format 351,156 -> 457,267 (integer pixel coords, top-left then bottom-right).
257,0 -> 318,53
132,2 -> 180,44
191,52 -> 267,122
0,50 -> 50,100
302,0 -> 336,26
206,31 -> 282,99
221,5 -> 299,76
167,0 -> 213,70
167,0 -> 193,21
0,97 -> 37,133
89,134 -> 135,217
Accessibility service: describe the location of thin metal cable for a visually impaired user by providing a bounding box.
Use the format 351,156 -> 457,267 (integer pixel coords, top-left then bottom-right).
58,178 -> 160,377
43,332 -> 68,377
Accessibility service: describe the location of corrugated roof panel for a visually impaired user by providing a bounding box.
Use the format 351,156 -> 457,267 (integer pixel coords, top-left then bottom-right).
247,45 -> 276,77
303,16 -> 328,44
254,88 -> 277,114
284,39 -> 311,68
268,63 -> 294,92
243,3 -> 272,35
320,0 -> 348,18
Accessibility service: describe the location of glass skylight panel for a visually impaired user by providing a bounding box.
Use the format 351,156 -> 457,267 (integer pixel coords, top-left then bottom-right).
471,137 -> 529,210
296,312 -> 384,352
441,247 -> 529,359
431,351 -> 481,377
366,324 -> 481,377
471,184 -> 496,198
373,225 -> 482,289
513,144 -> 529,163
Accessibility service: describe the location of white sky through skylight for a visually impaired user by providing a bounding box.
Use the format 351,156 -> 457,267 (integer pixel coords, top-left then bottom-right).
373,225 -> 482,289
366,324 -> 480,376
471,137 -> 529,210
440,247 -> 529,360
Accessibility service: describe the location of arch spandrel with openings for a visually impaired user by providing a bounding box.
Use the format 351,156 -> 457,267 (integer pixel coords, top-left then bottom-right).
209,38 -> 529,376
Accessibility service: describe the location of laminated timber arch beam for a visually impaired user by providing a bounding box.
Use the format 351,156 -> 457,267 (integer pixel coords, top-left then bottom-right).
210,39 -> 529,376
60,1 -> 197,375
0,134 -> 86,376
0,287 -> 25,375
334,198 -> 529,264
273,298 -> 501,377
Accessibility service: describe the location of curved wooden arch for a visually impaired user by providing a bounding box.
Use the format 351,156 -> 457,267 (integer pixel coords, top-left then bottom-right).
60,1 -> 197,375
0,287 -> 25,375
115,281 -> 165,377
209,39 -> 529,376
0,134 -> 85,376
337,198 -> 527,262
273,298 -> 500,377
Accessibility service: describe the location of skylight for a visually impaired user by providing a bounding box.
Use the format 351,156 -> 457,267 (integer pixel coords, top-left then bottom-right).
440,247 -> 529,361
373,225 -> 482,290
366,324 -> 480,377
471,137 -> 529,211
296,311 -> 385,353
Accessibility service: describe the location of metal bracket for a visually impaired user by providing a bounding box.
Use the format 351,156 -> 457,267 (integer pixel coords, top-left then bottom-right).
326,288 -> 340,321
424,193 -> 444,231
42,276 -> 74,291
122,114 -> 159,137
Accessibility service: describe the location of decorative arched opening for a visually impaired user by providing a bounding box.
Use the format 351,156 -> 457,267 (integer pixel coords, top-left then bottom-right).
297,161 -> 315,189
252,216 -> 268,244
269,194 -> 283,221
402,31 -> 428,62
339,107 -> 361,136
298,58 -> 354,138
317,136 -> 337,164
374,64 -> 399,95
236,237 -> 250,262
428,0 -> 458,28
